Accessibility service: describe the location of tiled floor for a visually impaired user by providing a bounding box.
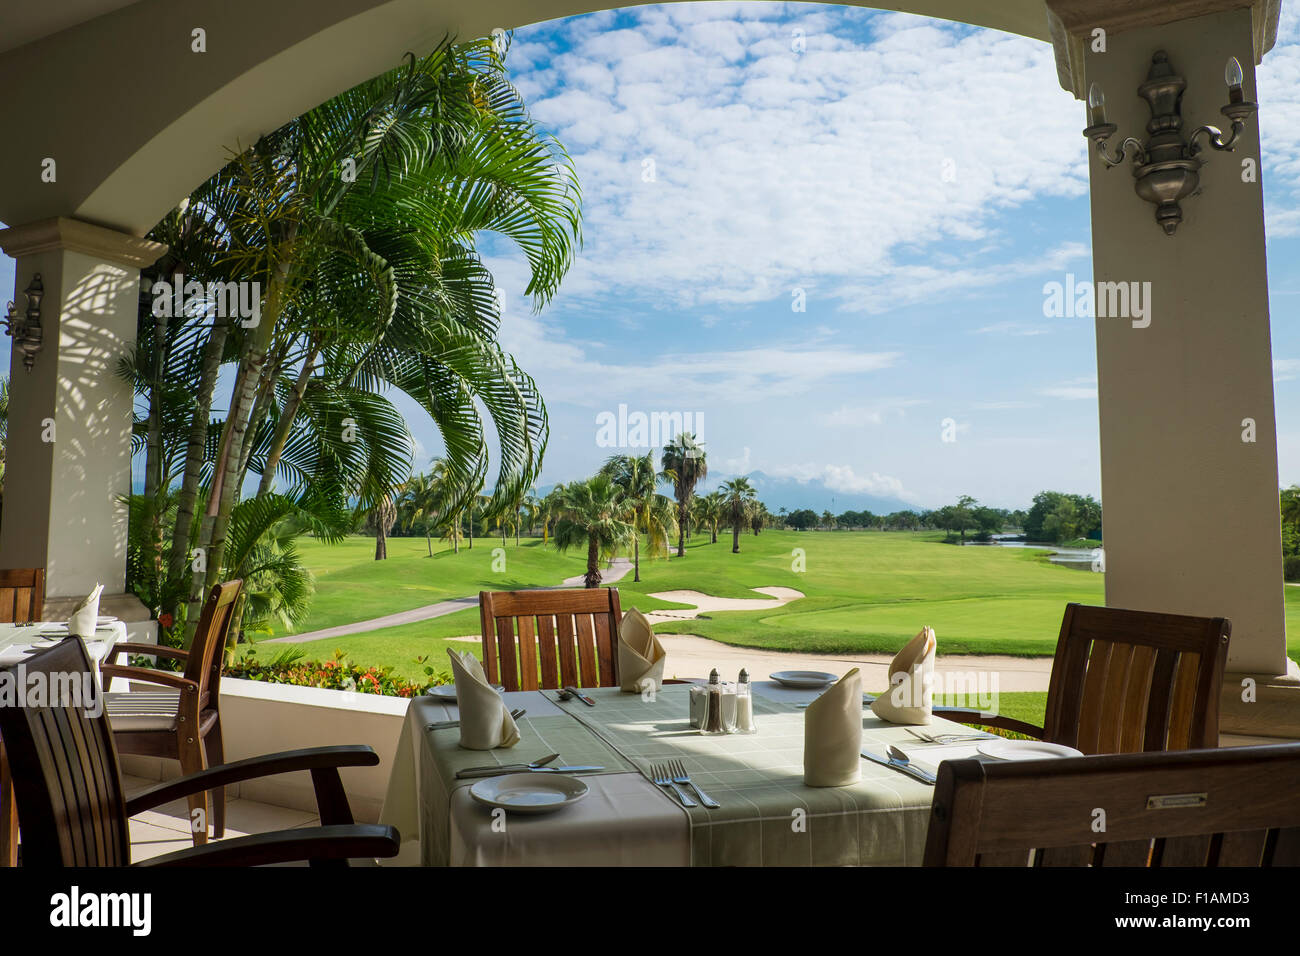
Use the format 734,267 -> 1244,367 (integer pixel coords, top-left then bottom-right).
121,774 -> 321,862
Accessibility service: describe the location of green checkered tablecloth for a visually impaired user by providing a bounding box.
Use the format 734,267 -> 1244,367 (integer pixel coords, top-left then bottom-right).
544,685 -> 939,866
398,698 -> 637,866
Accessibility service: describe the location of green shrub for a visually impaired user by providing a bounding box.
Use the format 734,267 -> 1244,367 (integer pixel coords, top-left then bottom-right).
1284,556 -> 1300,582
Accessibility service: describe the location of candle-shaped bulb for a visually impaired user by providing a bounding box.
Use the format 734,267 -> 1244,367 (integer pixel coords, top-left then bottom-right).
1087,81 -> 1106,126
1225,56 -> 1244,90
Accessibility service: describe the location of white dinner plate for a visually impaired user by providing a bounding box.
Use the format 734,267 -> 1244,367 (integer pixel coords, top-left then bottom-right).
97,615 -> 119,625
426,682 -> 505,701
769,670 -> 838,688
37,624 -> 68,635
469,773 -> 588,815
977,739 -> 1083,761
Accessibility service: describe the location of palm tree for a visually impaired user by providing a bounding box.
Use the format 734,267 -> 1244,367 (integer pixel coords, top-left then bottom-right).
697,490 -> 723,544
602,452 -> 676,582
721,477 -> 757,554
133,37 -> 580,642
661,433 -> 707,558
399,461 -> 451,556
552,476 -> 635,588
372,492 -> 397,560
539,484 -> 565,543
750,501 -> 769,536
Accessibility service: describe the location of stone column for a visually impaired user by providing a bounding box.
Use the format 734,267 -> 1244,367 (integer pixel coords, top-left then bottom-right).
1049,0 -> 1299,738
0,217 -> 165,639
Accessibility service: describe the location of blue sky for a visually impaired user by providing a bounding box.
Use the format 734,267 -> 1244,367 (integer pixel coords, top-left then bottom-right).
7,2 -> 1300,511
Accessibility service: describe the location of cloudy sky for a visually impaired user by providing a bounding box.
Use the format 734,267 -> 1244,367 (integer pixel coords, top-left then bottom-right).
7,1 -> 1300,511
468,1 -> 1300,508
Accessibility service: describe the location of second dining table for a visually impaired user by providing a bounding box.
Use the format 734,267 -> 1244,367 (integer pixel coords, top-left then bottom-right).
380,679 -> 999,867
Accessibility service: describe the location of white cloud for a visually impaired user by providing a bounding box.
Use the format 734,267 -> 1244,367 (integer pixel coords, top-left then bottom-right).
766,461 -> 912,500
1040,376 -> 1098,401
1275,359 -> 1300,382
822,398 -> 928,426
512,6 -> 1088,313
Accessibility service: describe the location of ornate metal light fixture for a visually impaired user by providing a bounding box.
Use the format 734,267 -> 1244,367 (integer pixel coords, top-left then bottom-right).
3,273 -> 44,372
1083,51 -> 1258,236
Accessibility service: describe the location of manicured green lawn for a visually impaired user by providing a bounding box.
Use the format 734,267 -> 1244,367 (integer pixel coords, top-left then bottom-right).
243,529 -> 1300,682
282,535 -> 590,634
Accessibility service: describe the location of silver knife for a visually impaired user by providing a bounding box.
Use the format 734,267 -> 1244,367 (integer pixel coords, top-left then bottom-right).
455,765 -> 604,779
561,685 -> 596,706
860,748 -> 936,785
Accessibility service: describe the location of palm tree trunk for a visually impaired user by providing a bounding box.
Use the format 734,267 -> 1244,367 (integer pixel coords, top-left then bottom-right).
732,521 -> 741,553
257,342 -> 319,495
585,534 -> 600,588
426,531 -> 432,557
167,316 -> 230,621
633,535 -> 640,583
676,498 -> 686,557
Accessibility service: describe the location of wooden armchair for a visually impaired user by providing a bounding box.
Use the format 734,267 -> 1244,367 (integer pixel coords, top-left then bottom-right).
0,637 -> 398,867
935,603 -> 1230,753
924,743 -> 1300,866
479,588 -> 623,691
100,580 -> 243,845
0,567 -> 45,624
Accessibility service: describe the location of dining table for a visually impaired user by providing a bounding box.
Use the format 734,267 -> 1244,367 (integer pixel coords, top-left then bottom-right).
379,678 -> 1003,867
0,620 -> 131,867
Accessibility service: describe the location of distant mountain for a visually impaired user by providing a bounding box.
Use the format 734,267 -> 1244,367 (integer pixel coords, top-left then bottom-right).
533,470 -> 918,515
697,470 -> 916,515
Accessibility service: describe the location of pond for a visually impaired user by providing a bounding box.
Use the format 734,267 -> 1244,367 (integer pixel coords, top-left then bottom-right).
962,533 -> 1100,572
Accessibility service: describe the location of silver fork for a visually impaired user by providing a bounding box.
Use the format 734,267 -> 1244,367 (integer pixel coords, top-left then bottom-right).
905,728 -> 991,745
650,762 -> 696,807
669,758 -> 719,809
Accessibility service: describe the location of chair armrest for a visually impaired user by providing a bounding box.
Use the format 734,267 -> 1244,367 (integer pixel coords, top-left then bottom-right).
931,707 -> 1045,739
135,824 -> 399,867
106,642 -> 189,665
125,745 -> 381,819
99,665 -> 199,695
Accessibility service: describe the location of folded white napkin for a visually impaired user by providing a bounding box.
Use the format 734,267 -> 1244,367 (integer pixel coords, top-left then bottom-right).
617,607 -> 665,693
803,667 -> 863,787
67,584 -> 104,638
870,626 -> 937,726
447,649 -> 519,751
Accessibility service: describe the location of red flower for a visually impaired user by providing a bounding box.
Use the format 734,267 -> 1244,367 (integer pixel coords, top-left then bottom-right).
157,613 -> 174,629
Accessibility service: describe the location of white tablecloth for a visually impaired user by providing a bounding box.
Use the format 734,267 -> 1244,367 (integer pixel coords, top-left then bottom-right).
379,680 -> 988,867
0,621 -> 130,689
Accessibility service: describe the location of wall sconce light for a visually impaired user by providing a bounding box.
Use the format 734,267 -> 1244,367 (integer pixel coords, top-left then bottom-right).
1083,51 -> 1258,236
3,273 -> 45,372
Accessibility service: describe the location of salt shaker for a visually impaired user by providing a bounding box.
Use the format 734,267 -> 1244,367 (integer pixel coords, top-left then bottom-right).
733,668 -> 756,734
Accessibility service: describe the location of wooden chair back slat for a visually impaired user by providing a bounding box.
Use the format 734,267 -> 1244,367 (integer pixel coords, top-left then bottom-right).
1099,839 -> 1154,866
1040,604 -> 1229,754
1268,827 -> 1300,865
556,614 -> 579,687
924,744 -> 1300,867
0,638 -> 130,866
0,567 -> 45,625
1156,833 -> 1213,865
479,589 -> 622,691
185,580 -> 243,704
515,616 -> 538,691
1095,642 -> 1135,752
536,615 -> 559,689
1215,830 -> 1271,866
1072,639 -> 1111,752
575,614 -> 599,687
1166,652 -> 1201,750
1118,644 -> 1155,752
